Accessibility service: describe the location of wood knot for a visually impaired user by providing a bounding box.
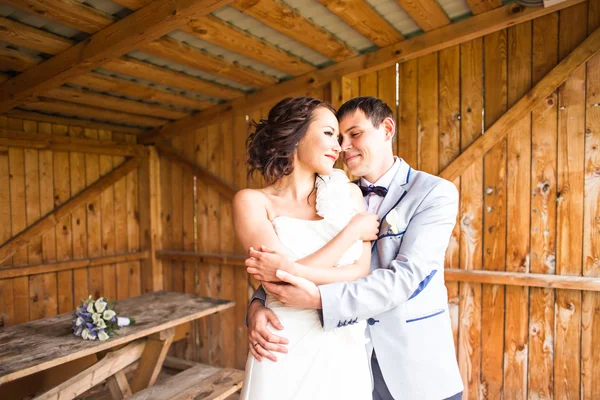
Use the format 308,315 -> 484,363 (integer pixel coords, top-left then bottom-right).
394,49 -> 402,56
511,4 -> 524,13
307,77 -> 315,84
88,204 -> 94,212
546,98 -> 554,106
542,183 -> 550,193
467,107 -> 472,113
33,294 -> 39,303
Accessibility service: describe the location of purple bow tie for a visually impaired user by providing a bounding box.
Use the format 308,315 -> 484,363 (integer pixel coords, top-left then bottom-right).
359,185 -> 388,197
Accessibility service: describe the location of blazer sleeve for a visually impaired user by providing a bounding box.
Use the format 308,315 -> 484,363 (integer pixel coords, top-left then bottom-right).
245,285 -> 267,326
319,180 -> 458,331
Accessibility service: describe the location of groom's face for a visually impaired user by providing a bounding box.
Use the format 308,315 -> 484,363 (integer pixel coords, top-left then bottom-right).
338,110 -> 393,177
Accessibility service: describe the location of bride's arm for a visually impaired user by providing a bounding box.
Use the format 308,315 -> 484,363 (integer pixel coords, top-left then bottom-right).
292,184 -> 372,285
247,184 -> 376,285
232,188 -> 289,258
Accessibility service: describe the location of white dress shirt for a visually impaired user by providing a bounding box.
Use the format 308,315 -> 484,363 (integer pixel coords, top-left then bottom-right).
359,157 -> 401,214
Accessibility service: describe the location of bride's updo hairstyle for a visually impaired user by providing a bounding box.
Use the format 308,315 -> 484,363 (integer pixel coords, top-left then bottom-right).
246,96 -> 335,184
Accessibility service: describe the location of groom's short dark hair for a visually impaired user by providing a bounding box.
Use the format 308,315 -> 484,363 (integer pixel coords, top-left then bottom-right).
337,96 -> 395,128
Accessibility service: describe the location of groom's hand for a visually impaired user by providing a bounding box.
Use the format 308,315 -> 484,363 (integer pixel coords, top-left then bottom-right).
263,270 -> 322,309
247,300 -> 289,362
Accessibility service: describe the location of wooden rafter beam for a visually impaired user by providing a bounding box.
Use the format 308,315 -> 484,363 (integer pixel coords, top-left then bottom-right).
439,25 -> 600,181
69,73 -> 215,111
232,0 -> 357,62
0,16 -> 73,54
141,0 -> 584,144
155,143 -> 238,199
180,16 -> 315,76
43,86 -> 189,120
0,157 -> 142,265
395,0 -> 450,31
0,47 -> 42,72
465,0 -> 503,15
114,0 -> 316,76
102,58 -> 243,101
1,110 -> 145,135
0,127 -> 147,157
445,269 -> 600,292
318,0 -> 404,47
4,0 -> 116,34
139,36 -> 278,88
0,0 -> 234,114
21,98 -> 169,128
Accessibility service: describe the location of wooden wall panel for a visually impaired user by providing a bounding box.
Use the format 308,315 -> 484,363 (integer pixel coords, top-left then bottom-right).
0,118 -> 146,329
458,37 -> 483,400
503,21 -> 531,399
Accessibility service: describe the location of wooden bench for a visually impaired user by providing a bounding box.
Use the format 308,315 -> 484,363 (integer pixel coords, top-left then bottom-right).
0,291 -> 236,400
130,359 -> 244,400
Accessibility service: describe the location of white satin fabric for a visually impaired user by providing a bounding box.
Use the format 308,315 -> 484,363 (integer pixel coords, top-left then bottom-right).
240,170 -> 372,400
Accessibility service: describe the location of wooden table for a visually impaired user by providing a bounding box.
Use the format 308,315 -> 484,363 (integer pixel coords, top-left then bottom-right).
0,291 -> 235,399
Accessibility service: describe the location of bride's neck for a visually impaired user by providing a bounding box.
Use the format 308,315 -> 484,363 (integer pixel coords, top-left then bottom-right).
272,167 -> 316,201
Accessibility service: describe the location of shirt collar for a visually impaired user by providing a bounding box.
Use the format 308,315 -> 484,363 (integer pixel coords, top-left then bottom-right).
360,156 -> 401,190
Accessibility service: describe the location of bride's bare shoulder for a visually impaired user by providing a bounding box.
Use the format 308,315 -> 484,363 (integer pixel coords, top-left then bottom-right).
233,188 -> 269,213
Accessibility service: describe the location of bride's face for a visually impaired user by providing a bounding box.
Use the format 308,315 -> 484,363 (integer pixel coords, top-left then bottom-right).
295,107 -> 341,176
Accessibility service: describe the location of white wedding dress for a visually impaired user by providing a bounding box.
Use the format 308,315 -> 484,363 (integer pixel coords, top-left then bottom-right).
240,169 -> 372,400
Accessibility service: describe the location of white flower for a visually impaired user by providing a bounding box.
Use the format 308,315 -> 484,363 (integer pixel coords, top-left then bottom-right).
92,313 -> 102,324
385,209 -> 399,234
103,310 -> 116,320
86,302 -> 94,313
98,331 -> 110,341
96,319 -> 107,329
82,328 -> 90,340
94,298 -> 107,313
76,317 -> 84,327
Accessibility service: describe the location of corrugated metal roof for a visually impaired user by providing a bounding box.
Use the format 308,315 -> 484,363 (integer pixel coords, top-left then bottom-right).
73,0 -> 128,17
167,30 -> 289,80
282,0 -> 375,52
93,68 -> 222,105
438,0 -> 472,20
0,4 -> 82,39
64,82 -> 194,112
212,6 -> 330,66
365,0 -> 422,36
126,50 -> 255,92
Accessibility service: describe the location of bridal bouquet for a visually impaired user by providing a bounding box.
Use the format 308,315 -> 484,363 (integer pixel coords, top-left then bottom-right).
72,296 -> 135,341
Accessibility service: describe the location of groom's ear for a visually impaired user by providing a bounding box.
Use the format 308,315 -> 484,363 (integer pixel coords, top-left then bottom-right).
382,117 -> 395,141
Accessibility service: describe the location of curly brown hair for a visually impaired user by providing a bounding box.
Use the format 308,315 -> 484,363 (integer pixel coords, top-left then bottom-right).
246,96 -> 336,184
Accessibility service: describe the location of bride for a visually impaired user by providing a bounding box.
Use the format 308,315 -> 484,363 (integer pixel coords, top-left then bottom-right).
233,96 -> 379,400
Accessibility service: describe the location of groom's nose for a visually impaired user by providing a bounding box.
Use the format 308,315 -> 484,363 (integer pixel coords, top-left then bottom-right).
340,136 -> 352,151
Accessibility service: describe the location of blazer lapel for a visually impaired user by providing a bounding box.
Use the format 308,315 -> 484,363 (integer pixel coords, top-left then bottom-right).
376,159 -> 412,222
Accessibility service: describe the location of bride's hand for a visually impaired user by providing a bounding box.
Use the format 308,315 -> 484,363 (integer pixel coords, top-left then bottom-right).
346,212 -> 380,241
246,246 -> 295,282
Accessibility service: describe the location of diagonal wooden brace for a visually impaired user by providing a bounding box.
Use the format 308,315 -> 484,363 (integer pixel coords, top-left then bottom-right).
130,327 -> 175,393
439,25 -> 600,181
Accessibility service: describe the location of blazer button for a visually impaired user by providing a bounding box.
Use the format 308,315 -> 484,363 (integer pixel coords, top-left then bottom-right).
367,318 -> 376,325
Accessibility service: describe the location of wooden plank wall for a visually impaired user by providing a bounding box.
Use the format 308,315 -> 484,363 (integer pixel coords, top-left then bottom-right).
158,2 -> 600,396
0,117 -> 142,329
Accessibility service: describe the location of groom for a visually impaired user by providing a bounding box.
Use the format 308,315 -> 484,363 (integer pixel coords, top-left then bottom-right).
247,97 -> 463,400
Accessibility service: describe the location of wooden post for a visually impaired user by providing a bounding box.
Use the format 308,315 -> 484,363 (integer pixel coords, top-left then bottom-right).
139,147 -> 162,293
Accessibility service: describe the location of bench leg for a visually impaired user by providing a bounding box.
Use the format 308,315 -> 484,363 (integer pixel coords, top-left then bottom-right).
130,327 -> 175,393
107,370 -> 132,399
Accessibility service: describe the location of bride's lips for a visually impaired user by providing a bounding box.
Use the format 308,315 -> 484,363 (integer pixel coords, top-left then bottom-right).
325,154 -> 338,162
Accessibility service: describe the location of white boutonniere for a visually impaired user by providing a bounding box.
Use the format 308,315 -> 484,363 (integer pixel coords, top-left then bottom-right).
385,209 -> 399,234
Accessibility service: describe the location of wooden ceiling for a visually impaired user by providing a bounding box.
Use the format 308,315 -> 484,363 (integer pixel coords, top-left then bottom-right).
0,0 -> 581,141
